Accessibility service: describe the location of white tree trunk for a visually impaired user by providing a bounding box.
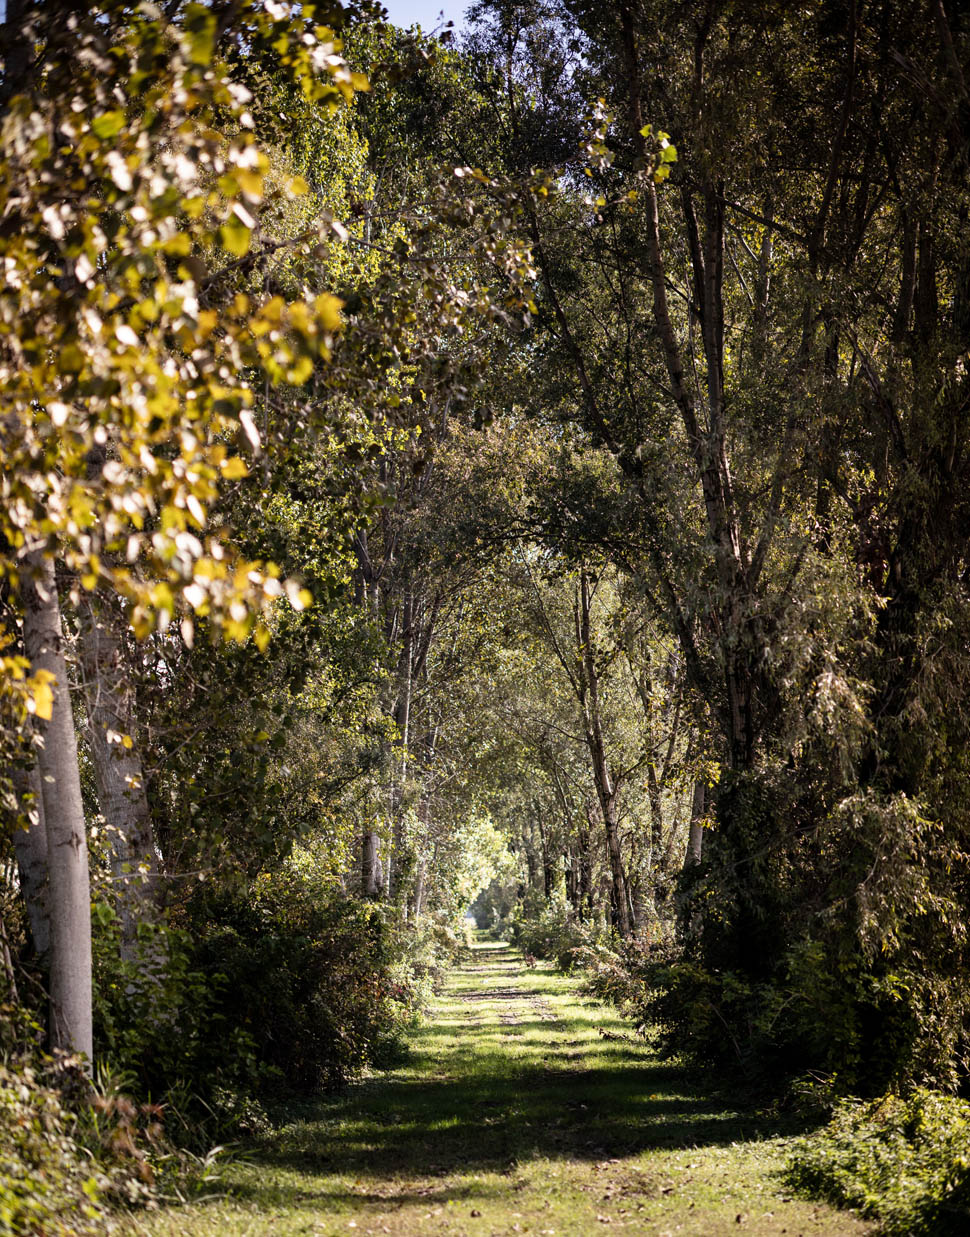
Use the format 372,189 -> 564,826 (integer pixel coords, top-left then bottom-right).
22,552 -> 93,1061
77,591 -> 158,954
11,763 -> 50,961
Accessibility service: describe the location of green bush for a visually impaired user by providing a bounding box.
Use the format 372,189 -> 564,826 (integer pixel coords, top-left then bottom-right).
0,1060 -> 105,1236
508,901 -> 598,970
786,1089 -> 970,1234
92,911 -> 212,1102
92,850 -> 431,1145
185,882 -> 411,1094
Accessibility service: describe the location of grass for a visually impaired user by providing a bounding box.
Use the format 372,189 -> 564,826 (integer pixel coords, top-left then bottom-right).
132,940 -> 873,1236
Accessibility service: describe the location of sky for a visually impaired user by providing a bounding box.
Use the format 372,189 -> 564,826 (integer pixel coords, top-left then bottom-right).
380,0 -> 470,33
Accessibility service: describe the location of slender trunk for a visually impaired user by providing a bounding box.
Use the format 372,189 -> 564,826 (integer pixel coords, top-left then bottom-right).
413,857 -> 426,919
579,806 -> 594,920
685,780 -> 706,867
578,569 -> 632,936
11,762 -> 50,961
565,849 -> 578,913
77,592 -> 158,954
361,828 -> 383,899
388,591 -> 414,904
525,837 -> 540,890
536,801 -> 556,897
21,553 -> 93,1061
646,760 -> 663,877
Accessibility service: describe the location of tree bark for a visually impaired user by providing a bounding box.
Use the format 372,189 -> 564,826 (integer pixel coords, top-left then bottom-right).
361,827 -> 383,899
11,762 -> 50,961
685,780 -> 706,867
387,589 -> 414,903
21,552 -> 93,1061
77,591 -> 159,955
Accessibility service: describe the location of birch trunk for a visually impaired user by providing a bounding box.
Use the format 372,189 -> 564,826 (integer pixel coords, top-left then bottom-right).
11,763 -> 50,961
21,553 -> 93,1060
77,591 -> 158,954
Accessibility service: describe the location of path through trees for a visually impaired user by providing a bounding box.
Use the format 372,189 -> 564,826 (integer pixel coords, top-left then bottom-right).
140,940 -> 872,1237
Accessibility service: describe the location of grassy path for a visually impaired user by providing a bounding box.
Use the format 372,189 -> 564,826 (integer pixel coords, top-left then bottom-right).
136,942 -> 871,1237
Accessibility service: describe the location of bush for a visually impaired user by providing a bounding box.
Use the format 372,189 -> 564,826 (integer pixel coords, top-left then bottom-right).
785,1088 -> 970,1234
578,938 -> 669,1030
0,1060 -> 105,1236
0,1052 -> 219,1234
92,911 -> 212,1102
507,900 -> 598,970
91,846 -> 432,1146
185,880 -> 416,1094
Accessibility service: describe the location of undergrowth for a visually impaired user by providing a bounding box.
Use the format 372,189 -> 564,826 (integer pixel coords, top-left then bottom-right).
785,1088 -> 970,1234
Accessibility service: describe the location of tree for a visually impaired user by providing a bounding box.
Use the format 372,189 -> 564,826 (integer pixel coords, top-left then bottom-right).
0,0 -> 367,1056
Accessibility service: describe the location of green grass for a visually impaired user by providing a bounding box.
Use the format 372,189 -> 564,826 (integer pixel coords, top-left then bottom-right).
132,940 -> 873,1236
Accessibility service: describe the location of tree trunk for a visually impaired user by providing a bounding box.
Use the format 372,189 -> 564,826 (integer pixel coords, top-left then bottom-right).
361,827 -> 383,899
413,857 -> 427,919
579,802 -> 594,920
578,569 -> 632,936
21,553 -> 93,1061
646,760 -> 664,879
11,763 -> 50,961
685,780 -> 706,867
536,801 -> 557,898
388,590 -> 414,904
77,591 -> 158,955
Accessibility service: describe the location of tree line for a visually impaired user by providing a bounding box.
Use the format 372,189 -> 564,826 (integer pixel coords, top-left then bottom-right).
0,0 -> 969,1218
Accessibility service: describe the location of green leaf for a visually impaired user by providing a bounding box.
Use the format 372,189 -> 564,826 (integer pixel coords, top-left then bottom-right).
92,111 -> 125,140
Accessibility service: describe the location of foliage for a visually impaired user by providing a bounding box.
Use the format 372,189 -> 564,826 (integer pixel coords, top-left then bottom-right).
0,0 -> 362,638
506,897 -> 600,971
786,1089 -> 970,1235
0,1051 -> 223,1234
91,912 -> 212,1103
0,1060 -> 104,1236
182,859 -> 419,1096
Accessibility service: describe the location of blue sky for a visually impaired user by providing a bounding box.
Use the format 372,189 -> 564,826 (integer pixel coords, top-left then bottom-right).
380,1 -> 470,32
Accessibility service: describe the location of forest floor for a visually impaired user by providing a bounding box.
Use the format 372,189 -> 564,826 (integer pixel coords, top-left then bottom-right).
134,940 -> 872,1237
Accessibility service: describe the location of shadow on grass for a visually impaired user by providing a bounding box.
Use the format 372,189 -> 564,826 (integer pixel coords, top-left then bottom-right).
227,942 -> 818,1216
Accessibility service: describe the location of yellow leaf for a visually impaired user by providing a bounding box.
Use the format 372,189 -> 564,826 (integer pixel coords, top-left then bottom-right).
221,456 -> 249,480
162,233 -> 191,256
314,293 -> 344,332
218,215 -> 250,257
238,169 -> 264,199
30,679 -> 54,721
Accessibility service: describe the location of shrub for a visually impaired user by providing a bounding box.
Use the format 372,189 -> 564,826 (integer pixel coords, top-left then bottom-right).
785,1089 -> 970,1234
508,901 -> 598,970
92,851 -> 430,1143
0,1060 -> 105,1236
92,911 -> 212,1102
181,866 -> 422,1097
